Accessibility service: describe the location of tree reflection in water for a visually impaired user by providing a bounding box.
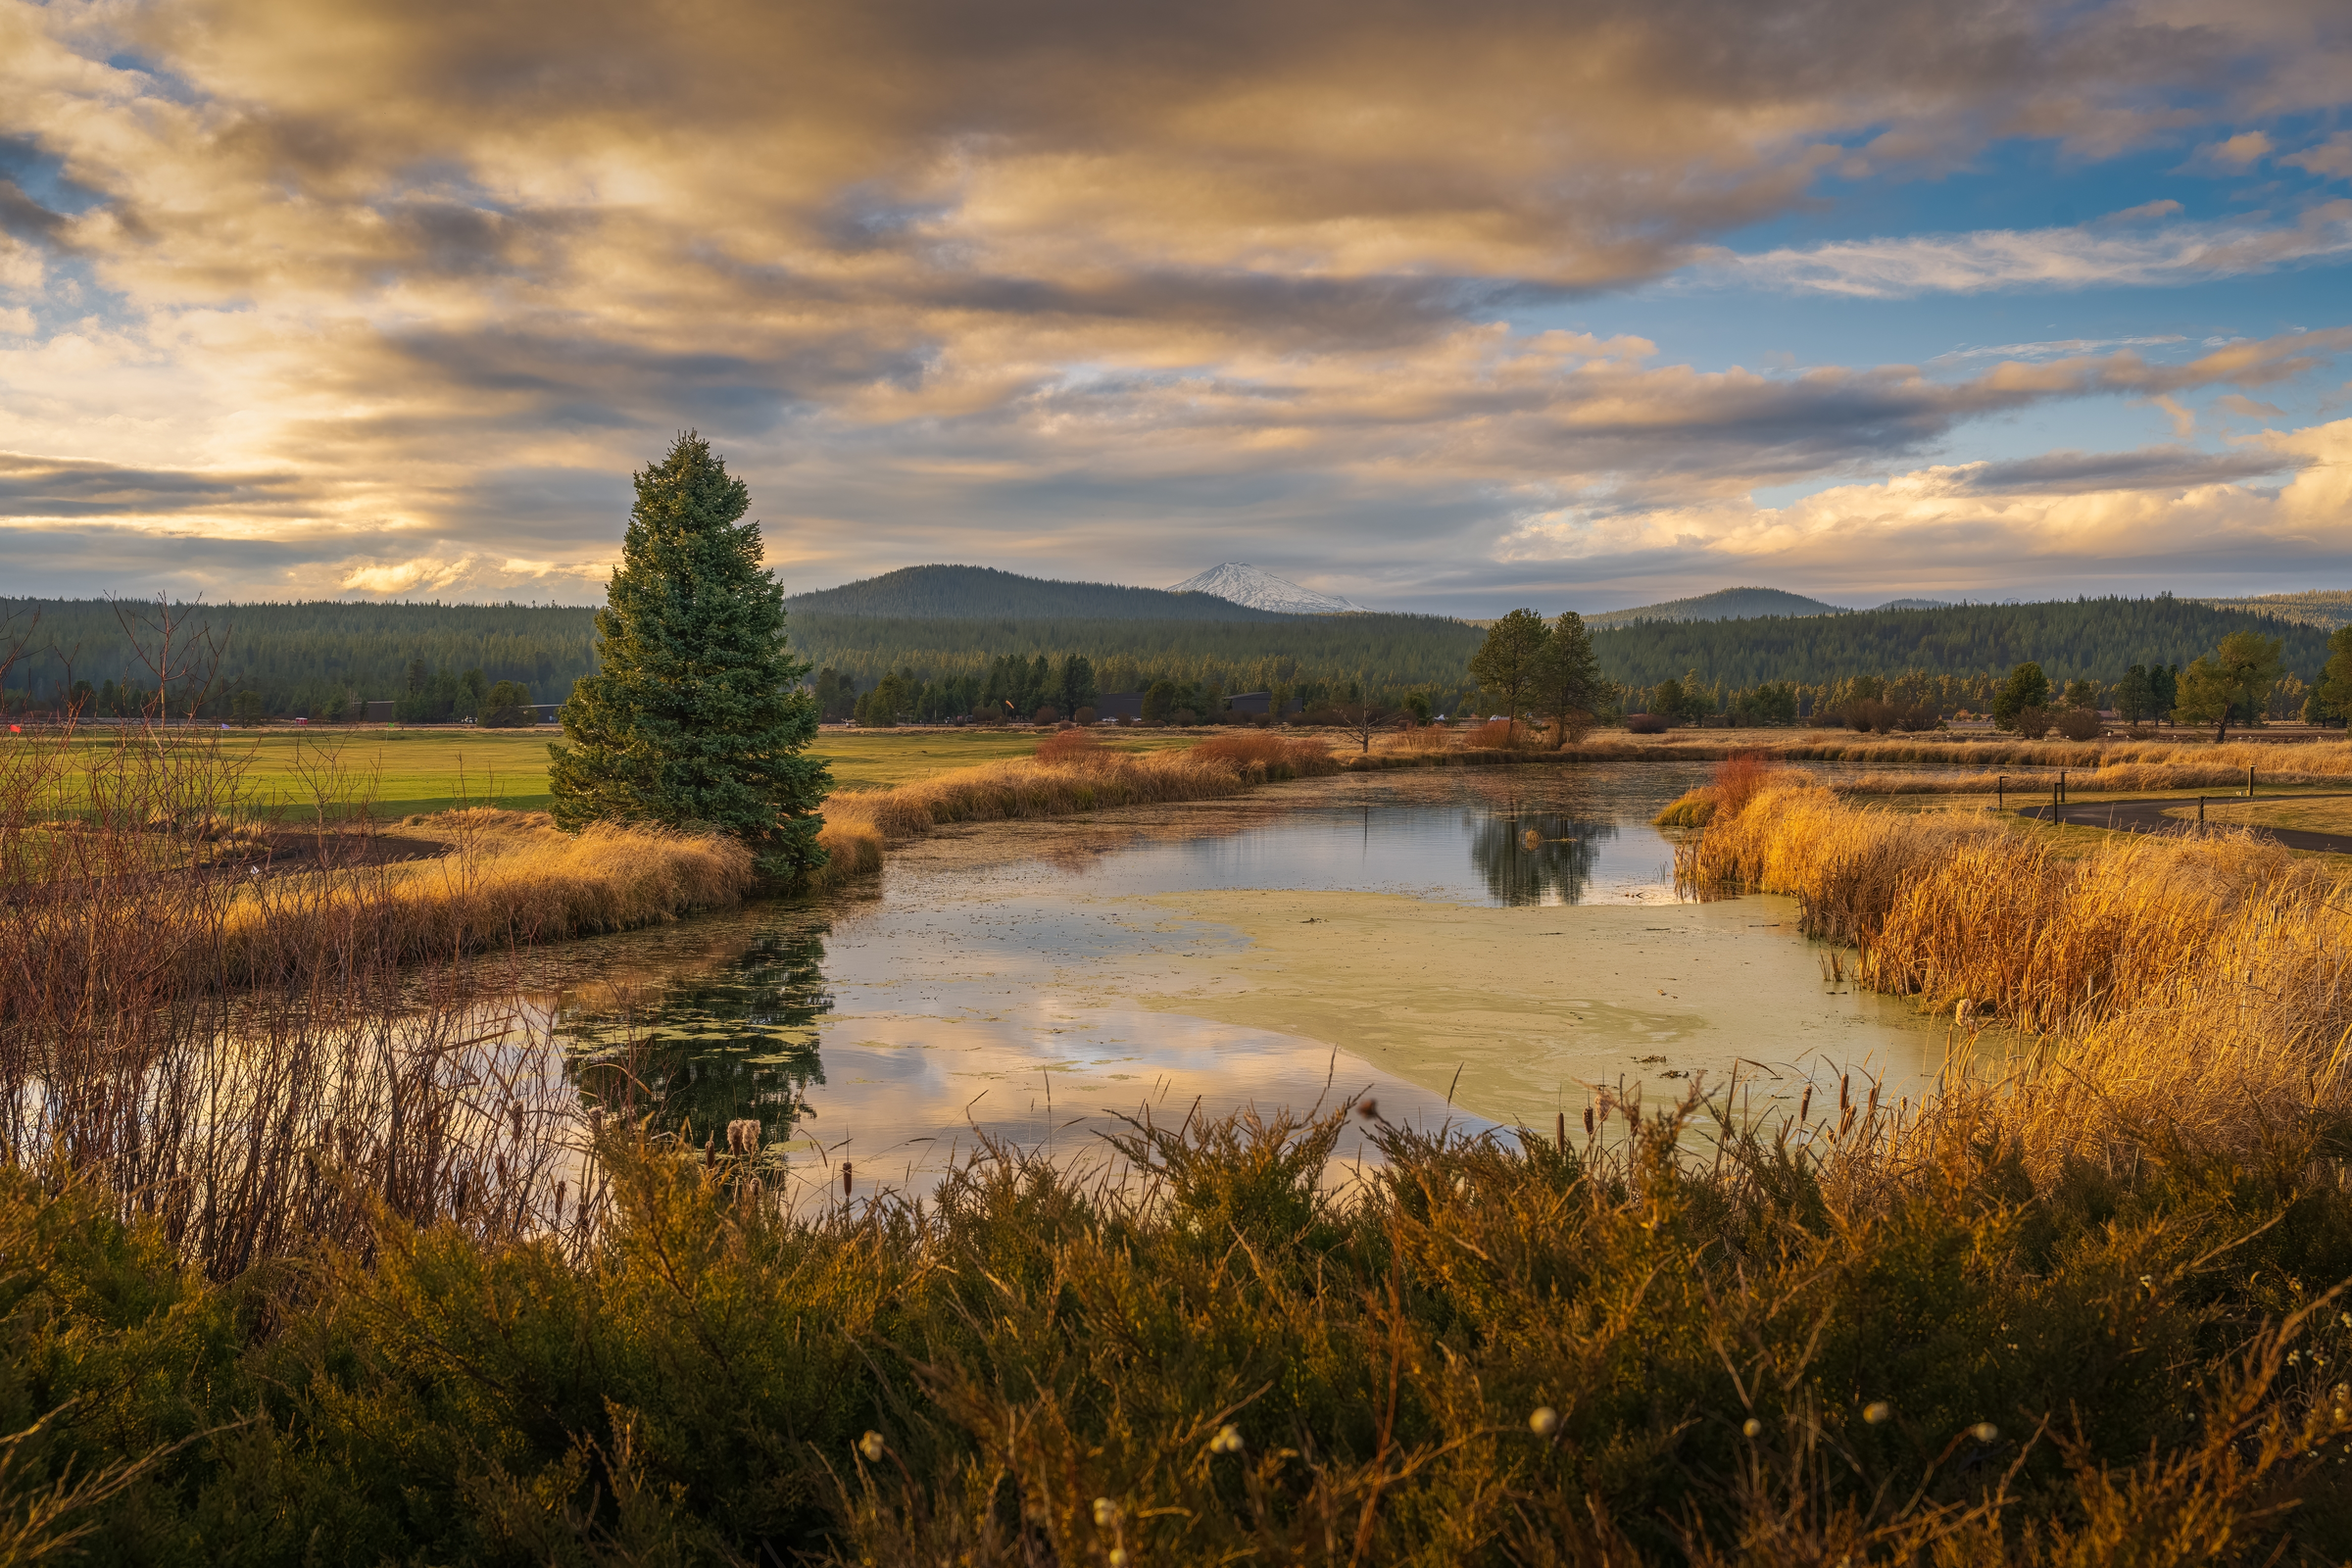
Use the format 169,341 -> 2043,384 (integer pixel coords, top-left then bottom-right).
1467,805 -> 1618,906
562,914 -> 833,1146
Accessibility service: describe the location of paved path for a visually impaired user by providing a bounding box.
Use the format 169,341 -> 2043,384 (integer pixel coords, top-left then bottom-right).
2013,793 -> 2352,855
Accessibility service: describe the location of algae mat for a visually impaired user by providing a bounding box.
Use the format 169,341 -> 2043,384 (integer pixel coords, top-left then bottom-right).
1119,888 -> 1947,1126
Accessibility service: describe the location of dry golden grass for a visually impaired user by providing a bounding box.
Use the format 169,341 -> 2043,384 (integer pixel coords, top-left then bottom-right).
1681,776 -> 2352,1177
818,730 -> 1342,849
212,808 -> 758,984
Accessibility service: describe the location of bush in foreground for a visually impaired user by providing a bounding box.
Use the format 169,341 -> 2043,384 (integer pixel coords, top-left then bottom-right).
2,1096 -> 2349,1564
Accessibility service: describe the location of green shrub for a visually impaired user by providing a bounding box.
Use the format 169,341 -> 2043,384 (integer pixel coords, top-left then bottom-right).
1,1102 -> 2348,1563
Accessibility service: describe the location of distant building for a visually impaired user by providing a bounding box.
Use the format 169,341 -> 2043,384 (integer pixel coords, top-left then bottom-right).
364,701 -> 394,723
531,704 -> 564,723
1096,692 -> 1145,720
1226,691 -> 1271,715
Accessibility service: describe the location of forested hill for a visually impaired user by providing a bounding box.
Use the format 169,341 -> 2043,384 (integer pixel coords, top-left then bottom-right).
0,595 -> 1487,716
1592,596 -> 2332,687
787,612 -> 1485,692
0,598 -> 599,712
1583,585 -> 1842,628
783,564 -> 1295,621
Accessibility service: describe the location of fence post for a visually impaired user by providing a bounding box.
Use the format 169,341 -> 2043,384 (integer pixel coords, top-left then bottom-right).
2198,795 -> 2205,824
2247,764 -> 2254,799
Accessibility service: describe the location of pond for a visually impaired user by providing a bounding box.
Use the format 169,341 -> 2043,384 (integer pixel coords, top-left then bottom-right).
521,762 -> 1953,1200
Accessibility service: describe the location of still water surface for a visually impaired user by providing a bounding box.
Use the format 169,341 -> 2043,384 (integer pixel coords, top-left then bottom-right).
522,764 -> 1949,1198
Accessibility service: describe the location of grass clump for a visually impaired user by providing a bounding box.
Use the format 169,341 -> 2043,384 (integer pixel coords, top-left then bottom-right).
817,730 -> 1341,853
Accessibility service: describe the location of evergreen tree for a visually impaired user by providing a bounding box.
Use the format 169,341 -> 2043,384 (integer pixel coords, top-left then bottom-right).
1990,662 -> 2049,732
2114,664 -> 2155,726
1530,612 -> 1604,742
2319,625 -> 2352,725
1468,609 -> 1548,736
548,433 -> 828,880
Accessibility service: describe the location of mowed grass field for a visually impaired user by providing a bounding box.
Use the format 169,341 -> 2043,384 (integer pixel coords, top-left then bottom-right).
7,724 -> 1201,817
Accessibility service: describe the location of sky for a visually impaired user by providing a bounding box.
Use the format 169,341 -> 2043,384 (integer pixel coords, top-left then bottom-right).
2,0 -> 2351,618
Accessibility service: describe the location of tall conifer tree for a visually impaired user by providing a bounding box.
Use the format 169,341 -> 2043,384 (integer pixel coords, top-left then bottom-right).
549,433 -> 829,879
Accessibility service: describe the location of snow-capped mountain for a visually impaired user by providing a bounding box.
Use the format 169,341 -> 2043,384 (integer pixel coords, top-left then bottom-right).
1166,563 -> 1364,614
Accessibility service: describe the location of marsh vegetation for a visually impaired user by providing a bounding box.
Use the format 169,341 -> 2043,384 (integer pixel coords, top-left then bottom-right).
6,705 -> 2352,1558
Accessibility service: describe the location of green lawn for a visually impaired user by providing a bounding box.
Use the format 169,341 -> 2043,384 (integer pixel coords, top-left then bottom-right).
5,724 -> 1200,818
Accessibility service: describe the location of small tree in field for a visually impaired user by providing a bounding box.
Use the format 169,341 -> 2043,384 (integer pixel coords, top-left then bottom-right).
480,680 -> 534,727
1991,662 -> 2049,732
1530,611 -> 1603,748
1468,609 -> 1547,742
2175,631 -> 2282,742
549,432 -> 829,880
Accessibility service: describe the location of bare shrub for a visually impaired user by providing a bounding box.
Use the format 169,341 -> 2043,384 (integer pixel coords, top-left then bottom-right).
1626,713 -> 1671,734
2052,707 -> 2103,740
1463,718 -> 1516,749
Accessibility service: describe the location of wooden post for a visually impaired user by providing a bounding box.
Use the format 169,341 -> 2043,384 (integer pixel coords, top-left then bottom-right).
2198,795 -> 2205,824
1996,773 -> 2004,810
2247,764 -> 2255,799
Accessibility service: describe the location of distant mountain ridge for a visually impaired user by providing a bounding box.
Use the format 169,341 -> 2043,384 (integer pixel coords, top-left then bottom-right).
1165,563 -> 1365,614
783,564 -> 1293,621
1584,586 -> 1843,628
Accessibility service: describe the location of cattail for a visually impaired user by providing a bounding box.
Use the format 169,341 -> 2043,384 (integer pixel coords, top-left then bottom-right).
705,1131 -> 715,1168
553,1181 -> 567,1226
1839,1074 -> 1850,1113
1797,1086 -> 1812,1121
509,1101 -> 523,1142
1556,1111 -> 1566,1150
842,1161 -> 854,1199
1584,1106 -> 1594,1136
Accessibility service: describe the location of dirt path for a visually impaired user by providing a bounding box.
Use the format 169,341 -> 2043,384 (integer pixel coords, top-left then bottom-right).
2014,793 -> 2352,855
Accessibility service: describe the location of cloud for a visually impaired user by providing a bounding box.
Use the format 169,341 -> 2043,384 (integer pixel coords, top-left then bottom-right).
1495,416 -> 2352,594
2184,130 -> 2274,171
1934,334 -> 2185,362
2286,133 -> 2352,182
1716,204 -> 2352,297
2099,199 -> 2183,223
0,0 -> 2350,606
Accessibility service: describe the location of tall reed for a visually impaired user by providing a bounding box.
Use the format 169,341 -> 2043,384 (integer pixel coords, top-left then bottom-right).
1,719 -> 591,1276
818,731 -> 1341,848
1679,776 -> 2352,1175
